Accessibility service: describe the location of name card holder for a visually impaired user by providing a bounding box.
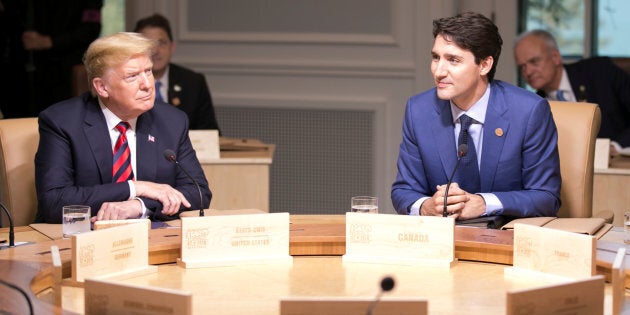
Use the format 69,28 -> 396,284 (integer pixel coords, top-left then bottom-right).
178,212 -> 292,268
280,297 -> 428,315
85,278 -> 192,315
342,213 -> 456,267
189,130 -> 220,162
70,220 -> 156,285
506,275 -> 605,315
612,247 -> 627,314
50,245 -> 62,306
505,223 -> 596,280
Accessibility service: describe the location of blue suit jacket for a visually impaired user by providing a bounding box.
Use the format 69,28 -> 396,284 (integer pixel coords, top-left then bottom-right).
538,57 -> 630,147
35,93 -> 212,223
391,80 -> 561,218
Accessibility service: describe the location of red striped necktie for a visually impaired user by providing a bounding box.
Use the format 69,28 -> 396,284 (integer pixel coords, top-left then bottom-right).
112,122 -> 134,183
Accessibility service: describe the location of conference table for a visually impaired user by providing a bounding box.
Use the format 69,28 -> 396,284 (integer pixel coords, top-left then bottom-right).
0,214 -> 628,314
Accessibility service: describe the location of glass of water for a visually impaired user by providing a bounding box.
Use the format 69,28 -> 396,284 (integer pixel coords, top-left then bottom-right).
351,196 -> 378,214
62,205 -> 91,238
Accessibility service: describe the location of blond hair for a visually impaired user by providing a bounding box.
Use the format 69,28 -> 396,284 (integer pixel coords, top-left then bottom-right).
83,32 -> 155,84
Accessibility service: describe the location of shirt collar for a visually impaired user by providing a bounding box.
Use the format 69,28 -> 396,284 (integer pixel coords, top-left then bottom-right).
450,84 -> 491,124
99,99 -> 138,131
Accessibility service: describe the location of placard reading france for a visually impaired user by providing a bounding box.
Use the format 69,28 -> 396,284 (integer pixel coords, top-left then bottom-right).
178,212 -> 291,268
343,212 -> 455,266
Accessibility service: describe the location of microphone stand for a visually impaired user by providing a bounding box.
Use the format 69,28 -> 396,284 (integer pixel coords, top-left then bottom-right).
443,144 -> 467,217
0,202 -> 15,248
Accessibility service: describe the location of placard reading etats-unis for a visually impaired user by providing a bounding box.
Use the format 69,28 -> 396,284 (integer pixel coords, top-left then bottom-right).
342,212 -> 456,267
72,221 -> 156,283
178,212 -> 292,268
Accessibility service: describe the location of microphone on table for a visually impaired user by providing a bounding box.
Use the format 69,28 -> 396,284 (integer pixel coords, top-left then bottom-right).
163,149 -> 205,217
366,276 -> 395,315
443,144 -> 468,217
0,202 -> 15,248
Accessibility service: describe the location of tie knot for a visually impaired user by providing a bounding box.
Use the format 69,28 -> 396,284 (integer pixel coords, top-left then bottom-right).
115,122 -> 130,133
556,90 -> 566,101
459,114 -> 474,130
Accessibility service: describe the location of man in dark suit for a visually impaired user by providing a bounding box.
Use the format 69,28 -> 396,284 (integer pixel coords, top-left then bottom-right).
514,29 -> 630,149
391,12 -> 561,219
35,32 -> 211,224
134,14 -> 221,133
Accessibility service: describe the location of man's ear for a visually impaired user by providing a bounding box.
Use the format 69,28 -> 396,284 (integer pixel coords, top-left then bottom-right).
92,78 -> 108,98
479,56 -> 494,76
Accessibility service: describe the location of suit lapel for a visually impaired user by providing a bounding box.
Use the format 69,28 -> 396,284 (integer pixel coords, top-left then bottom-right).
432,99 -> 458,180
480,84 -> 509,191
136,111 -> 157,180
83,99 -> 114,182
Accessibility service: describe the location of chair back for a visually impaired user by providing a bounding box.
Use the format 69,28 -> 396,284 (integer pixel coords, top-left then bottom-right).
0,118 -> 39,227
548,101 -> 600,218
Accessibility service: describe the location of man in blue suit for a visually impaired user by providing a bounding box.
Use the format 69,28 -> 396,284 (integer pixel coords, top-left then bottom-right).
391,12 -> 561,219
35,32 -> 212,223
514,29 -> 630,150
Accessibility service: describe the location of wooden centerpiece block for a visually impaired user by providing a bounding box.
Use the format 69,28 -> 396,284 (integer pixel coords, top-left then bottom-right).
71,220 -> 156,283
178,212 -> 292,268
506,223 -> 596,279
342,212 -> 456,267
506,275 -> 605,315
85,278 -> 192,315
280,297 -> 427,315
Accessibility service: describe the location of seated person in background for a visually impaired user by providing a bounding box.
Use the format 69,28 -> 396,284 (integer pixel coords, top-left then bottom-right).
134,13 -> 221,133
391,12 -> 561,220
35,32 -> 212,224
514,29 -> 630,152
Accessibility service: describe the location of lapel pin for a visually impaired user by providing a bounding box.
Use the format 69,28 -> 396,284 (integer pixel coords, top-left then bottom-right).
495,128 -> 504,137
174,84 -> 182,92
148,134 -> 155,142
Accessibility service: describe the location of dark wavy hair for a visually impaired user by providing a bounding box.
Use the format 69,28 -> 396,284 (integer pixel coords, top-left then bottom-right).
134,13 -> 173,42
432,12 -> 503,82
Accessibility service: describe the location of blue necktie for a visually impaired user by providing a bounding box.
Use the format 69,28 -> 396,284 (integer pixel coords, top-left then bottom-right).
455,114 -> 481,193
556,90 -> 566,101
155,81 -> 164,102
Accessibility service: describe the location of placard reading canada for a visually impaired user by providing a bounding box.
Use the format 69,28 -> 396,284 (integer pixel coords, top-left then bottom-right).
85,278 -> 192,315
178,212 -> 292,268
511,223 -> 596,279
342,212 -> 456,266
72,220 -> 154,282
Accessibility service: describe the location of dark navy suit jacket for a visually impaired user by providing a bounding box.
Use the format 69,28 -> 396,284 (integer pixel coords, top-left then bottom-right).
538,57 -> 630,147
167,63 -> 221,133
392,80 -> 561,218
34,92 -> 211,223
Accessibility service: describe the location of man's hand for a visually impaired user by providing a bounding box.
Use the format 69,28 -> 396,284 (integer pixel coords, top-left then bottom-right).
420,183 -> 469,217
92,199 -> 142,222
134,181 -> 191,215
458,193 -> 487,220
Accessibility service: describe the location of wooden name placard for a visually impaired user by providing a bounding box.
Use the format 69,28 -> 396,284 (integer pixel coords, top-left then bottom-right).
189,129 -> 220,162
280,297 -> 427,315
85,278 -> 192,315
178,212 -> 292,268
506,275 -> 605,315
508,223 -> 596,279
342,213 -> 456,267
612,247 -> 626,315
72,221 -> 156,283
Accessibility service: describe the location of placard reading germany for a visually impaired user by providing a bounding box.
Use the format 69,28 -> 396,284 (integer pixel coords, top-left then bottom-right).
178,212 -> 292,268
72,220 -> 155,282
343,212 -> 456,266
